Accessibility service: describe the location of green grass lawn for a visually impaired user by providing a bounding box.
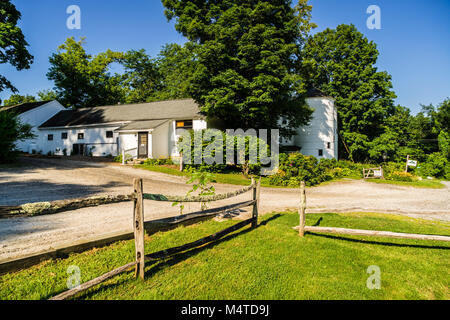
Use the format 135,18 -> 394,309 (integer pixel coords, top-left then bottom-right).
1,212 -> 449,300
135,164 -> 446,189
135,164 -> 188,177
365,179 -> 445,189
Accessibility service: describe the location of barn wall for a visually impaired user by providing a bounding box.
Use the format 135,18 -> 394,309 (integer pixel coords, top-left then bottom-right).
152,121 -> 170,159
37,126 -> 121,157
119,133 -> 139,159
15,101 -> 66,152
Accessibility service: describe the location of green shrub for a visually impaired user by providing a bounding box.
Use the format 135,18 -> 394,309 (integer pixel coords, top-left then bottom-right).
0,110 -> 34,163
113,154 -> 132,163
267,153 -> 363,187
388,171 -> 417,182
419,153 -> 449,179
383,162 -> 406,178
144,158 -> 175,166
177,129 -> 270,175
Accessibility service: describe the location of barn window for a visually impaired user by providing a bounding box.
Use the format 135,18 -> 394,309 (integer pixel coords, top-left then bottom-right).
318,149 -> 323,157
106,131 -> 113,138
176,120 -> 193,129
78,133 -> 84,140
61,132 -> 68,140
48,134 -> 54,141
327,142 -> 331,149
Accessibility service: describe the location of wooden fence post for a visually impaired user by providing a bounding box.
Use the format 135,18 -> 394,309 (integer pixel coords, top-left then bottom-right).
251,178 -> 260,228
133,178 -> 145,280
180,152 -> 183,172
299,181 -> 306,237
405,155 -> 410,173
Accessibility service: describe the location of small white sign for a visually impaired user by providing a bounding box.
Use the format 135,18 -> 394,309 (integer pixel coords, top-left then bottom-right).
374,170 -> 383,177
407,160 -> 418,167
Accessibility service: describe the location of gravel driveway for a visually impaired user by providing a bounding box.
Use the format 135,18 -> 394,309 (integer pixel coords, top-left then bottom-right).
0,157 -> 449,261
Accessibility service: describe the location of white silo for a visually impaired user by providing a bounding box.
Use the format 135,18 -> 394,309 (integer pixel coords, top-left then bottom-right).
294,95 -> 338,159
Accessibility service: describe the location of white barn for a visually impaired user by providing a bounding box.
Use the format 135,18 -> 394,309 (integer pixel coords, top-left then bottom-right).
1,100 -> 66,154
37,99 -> 207,158
5,93 -> 337,160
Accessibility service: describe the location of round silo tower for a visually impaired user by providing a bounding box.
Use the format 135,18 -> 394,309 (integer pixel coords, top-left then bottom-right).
293,89 -> 338,159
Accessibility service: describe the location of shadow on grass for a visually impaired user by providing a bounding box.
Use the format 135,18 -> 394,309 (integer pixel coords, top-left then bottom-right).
306,232 -> 450,250
309,216 -> 449,249
72,214 -> 283,300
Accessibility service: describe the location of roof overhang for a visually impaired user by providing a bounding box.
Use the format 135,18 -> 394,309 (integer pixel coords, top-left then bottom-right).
39,122 -> 128,130
114,119 -> 169,132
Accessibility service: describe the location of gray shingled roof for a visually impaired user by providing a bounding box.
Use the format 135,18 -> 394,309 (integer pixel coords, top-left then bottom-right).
1,101 -> 53,115
306,87 -> 328,98
115,120 -> 169,131
39,99 -> 204,128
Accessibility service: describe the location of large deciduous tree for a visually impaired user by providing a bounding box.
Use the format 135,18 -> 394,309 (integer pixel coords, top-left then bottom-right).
155,43 -> 197,101
119,49 -> 161,104
299,24 -> 397,161
162,0 -> 316,136
2,94 -> 36,107
120,43 -> 197,103
47,37 -> 124,109
368,105 -> 411,162
0,110 -> 33,163
0,0 -> 34,94
36,89 -> 57,101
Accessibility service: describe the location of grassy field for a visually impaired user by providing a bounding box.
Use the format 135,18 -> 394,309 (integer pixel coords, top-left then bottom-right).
135,164 -> 446,189
365,179 -> 445,189
1,212 -> 449,300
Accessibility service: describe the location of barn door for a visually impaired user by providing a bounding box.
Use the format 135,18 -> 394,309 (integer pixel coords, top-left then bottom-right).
138,132 -> 148,158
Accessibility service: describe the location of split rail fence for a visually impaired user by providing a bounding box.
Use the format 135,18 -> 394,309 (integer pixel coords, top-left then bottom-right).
49,177 -> 261,300
295,181 -> 450,242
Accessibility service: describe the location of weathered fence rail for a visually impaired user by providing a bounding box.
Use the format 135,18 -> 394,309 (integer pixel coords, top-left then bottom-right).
0,184 -> 254,218
142,184 -> 254,203
49,177 -> 261,300
295,181 -> 450,242
298,226 -> 450,242
49,261 -> 138,301
0,199 -> 257,275
0,194 -> 133,218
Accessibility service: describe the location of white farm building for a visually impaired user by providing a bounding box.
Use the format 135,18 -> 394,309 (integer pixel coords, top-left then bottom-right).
4,93 -> 337,160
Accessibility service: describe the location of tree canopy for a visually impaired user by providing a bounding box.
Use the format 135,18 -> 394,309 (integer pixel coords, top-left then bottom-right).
36,89 -> 57,101
299,24 -> 397,161
2,94 -> 36,107
162,0 -> 317,136
0,0 -> 34,94
1,90 -> 58,107
154,43 -> 197,101
119,43 -> 196,103
0,110 -> 34,163
47,37 -> 124,109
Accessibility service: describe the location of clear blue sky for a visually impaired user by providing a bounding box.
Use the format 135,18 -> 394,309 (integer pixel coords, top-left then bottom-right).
1,0 -> 449,114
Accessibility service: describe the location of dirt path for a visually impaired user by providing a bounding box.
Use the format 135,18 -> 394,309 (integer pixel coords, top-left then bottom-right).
0,157 -> 448,261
